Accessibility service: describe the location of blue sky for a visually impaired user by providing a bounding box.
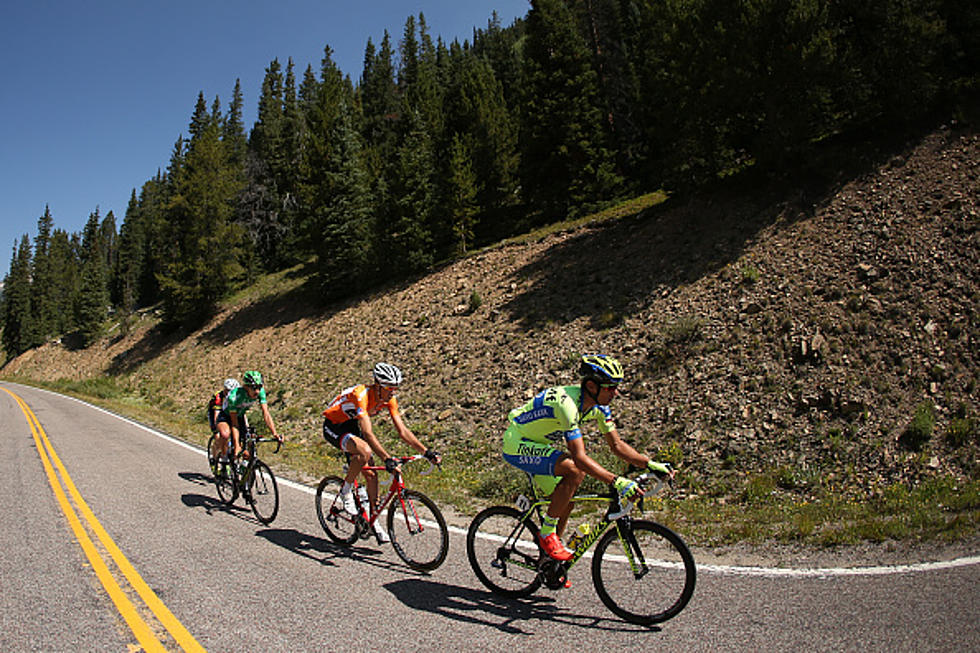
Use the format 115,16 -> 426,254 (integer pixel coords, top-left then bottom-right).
1,1 -> 529,276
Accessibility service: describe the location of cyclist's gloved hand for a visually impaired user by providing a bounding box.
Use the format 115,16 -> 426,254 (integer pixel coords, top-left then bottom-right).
384,457 -> 400,473
647,460 -> 673,479
614,476 -> 641,500
424,448 -> 441,464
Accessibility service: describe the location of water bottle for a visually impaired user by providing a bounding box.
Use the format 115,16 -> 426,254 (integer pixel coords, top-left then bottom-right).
567,523 -> 591,551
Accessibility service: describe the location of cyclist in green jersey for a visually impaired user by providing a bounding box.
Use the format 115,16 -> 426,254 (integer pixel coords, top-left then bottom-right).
503,355 -> 674,561
213,370 -> 283,467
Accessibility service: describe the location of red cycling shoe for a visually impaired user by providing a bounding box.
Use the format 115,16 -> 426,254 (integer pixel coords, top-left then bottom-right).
538,532 -> 574,561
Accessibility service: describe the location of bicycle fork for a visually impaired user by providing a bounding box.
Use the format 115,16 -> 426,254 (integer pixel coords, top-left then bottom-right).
614,518 -> 650,579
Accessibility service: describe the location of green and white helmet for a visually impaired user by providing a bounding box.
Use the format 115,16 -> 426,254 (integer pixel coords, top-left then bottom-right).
242,370 -> 263,387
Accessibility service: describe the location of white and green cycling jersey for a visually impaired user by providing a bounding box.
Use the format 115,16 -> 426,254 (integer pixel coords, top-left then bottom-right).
222,385 -> 267,415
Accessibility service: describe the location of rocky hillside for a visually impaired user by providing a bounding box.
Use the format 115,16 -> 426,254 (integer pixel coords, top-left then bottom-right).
5,122 -> 978,504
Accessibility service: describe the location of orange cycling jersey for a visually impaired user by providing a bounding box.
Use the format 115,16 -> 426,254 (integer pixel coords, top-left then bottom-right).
322,384 -> 399,424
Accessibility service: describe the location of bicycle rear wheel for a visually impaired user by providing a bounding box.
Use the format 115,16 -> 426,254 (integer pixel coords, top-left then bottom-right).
245,460 -> 279,525
315,476 -> 359,545
387,489 -> 449,571
591,519 -> 696,625
466,506 -> 542,597
214,458 -> 238,505
206,435 -> 217,473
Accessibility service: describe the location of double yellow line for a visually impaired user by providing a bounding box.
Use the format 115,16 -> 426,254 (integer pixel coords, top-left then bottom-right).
3,387 -> 204,653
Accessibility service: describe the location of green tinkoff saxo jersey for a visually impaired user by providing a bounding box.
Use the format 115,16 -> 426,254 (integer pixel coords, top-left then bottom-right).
507,385 -> 615,445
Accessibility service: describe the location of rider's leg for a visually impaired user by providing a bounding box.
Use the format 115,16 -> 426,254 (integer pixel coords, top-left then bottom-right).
361,465 -> 379,509
547,455 -> 585,535
343,435 -> 372,486
214,421 -> 232,461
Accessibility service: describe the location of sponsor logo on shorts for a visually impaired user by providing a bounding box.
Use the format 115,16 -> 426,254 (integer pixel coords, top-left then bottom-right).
517,443 -> 552,457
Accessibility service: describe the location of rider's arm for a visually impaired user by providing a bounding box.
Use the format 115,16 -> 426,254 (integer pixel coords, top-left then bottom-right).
259,403 -> 281,441
566,437 -> 617,485
603,429 -> 676,479
389,408 -> 431,458
603,428 -> 649,468
356,412 -> 391,460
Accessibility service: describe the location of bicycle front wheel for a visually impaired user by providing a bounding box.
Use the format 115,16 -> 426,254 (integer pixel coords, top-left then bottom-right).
466,506 -> 542,597
315,476 -> 359,545
387,490 -> 449,572
246,460 -> 279,524
591,519 -> 696,625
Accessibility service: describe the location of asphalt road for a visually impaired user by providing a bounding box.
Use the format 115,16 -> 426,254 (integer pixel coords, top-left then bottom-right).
2,382 -> 978,652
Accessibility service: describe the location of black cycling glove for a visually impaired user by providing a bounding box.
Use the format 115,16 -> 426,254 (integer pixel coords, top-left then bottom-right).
384,457 -> 400,473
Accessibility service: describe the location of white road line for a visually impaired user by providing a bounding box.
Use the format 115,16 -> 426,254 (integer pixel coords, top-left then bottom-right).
13,382 -> 980,578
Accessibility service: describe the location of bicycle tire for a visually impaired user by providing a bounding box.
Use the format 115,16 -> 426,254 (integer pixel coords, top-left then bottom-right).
387,489 -> 449,572
466,505 -> 543,597
591,518 -> 696,625
206,435 -> 217,473
315,475 -> 359,545
214,457 -> 238,505
246,460 -> 279,525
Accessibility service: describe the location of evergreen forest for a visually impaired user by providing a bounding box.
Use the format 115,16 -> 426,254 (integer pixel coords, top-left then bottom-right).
3,0 -> 978,357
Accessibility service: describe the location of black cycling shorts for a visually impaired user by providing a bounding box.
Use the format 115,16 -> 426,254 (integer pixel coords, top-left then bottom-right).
322,418 -> 361,451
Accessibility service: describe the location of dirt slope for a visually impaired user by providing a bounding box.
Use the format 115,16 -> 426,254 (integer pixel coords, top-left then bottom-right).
5,123 -> 979,505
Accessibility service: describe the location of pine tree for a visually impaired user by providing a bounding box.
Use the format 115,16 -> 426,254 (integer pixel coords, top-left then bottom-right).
521,0 -> 621,219
31,206 -> 57,342
384,109 -> 435,274
446,45 -> 519,240
312,100 -> 375,297
2,235 -> 36,356
48,228 -> 80,336
112,190 -> 145,326
75,209 -> 109,346
224,79 -> 248,169
158,96 -> 245,328
447,134 -> 479,256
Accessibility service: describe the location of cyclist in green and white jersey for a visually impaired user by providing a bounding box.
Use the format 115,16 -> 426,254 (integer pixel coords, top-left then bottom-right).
503,355 -> 674,561
213,370 -> 283,469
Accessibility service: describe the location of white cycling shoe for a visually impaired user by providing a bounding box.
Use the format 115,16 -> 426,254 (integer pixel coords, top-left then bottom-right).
373,521 -> 390,544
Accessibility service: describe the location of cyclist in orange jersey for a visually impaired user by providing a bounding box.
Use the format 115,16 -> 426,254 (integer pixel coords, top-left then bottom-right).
322,363 -> 441,543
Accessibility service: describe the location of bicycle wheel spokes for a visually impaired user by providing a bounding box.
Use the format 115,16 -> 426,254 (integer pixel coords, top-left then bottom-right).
246,460 -> 280,524
315,476 -> 359,545
466,506 -> 542,597
387,490 -> 449,571
591,519 -> 696,625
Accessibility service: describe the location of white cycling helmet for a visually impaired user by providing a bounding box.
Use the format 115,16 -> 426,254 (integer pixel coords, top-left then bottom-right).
223,378 -> 240,391
372,362 -> 403,387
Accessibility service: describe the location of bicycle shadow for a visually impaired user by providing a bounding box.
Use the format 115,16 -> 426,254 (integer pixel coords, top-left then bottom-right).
255,527 -> 431,577
178,471 -> 213,487
180,491 -> 266,523
179,471 -> 272,526
382,578 -> 658,634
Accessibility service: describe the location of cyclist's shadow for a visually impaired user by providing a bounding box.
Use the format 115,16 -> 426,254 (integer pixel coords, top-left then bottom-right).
255,527 -> 428,576
383,578 -> 658,634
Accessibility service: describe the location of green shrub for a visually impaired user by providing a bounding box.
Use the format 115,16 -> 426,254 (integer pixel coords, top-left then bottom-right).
946,403 -> 976,447
899,401 -> 935,451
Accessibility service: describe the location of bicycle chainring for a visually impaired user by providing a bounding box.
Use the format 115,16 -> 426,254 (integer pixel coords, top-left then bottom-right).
537,558 -> 568,590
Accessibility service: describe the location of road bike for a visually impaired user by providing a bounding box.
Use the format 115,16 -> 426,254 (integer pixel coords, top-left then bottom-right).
207,426 -> 281,525
315,455 -> 449,572
466,470 -> 696,625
